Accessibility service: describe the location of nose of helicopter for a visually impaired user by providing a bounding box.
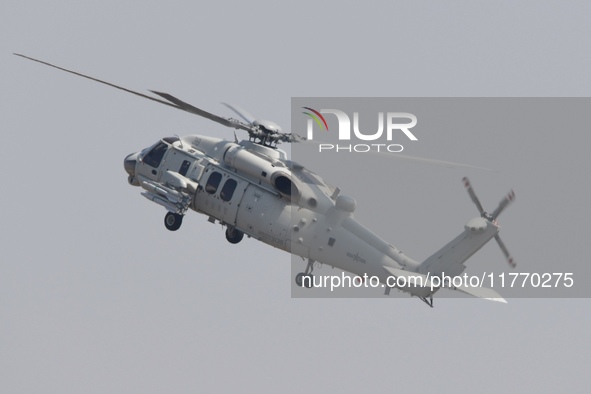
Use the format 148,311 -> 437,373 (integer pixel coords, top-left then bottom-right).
124,152 -> 137,176
124,152 -> 140,186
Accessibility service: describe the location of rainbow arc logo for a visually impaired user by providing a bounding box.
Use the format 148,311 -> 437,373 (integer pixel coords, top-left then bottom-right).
302,107 -> 329,131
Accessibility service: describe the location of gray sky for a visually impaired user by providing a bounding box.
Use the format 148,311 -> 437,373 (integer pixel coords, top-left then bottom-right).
2,1 -> 590,393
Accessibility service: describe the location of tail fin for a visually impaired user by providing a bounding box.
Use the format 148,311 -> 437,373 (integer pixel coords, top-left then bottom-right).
417,217 -> 499,277
418,177 -> 517,276
387,178 -> 516,305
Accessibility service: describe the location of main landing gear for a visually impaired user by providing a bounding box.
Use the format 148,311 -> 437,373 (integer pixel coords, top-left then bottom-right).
225,226 -> 244,244
164,212 -> 183,231
295,259 -> 315,288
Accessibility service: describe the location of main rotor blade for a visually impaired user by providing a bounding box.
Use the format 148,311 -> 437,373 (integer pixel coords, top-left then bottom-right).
387,154 -> 493,171
288,133 -> 307,142
462,177 -> 486,215
14,53 -> 179,110
14,53 -> 256,135
149,91 -> 253,133
495,234 -> 516,268
279,132 -> 307,143
297,140 -> 492,170
222,103 -> 256,124
491,190 -> 516,220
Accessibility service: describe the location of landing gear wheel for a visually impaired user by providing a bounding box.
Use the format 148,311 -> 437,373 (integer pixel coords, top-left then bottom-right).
225,227 -> 244,244
296,273 -> 304,287
295,258 -> 316,288
164,212 -> 183,231
295,273 -> 313,288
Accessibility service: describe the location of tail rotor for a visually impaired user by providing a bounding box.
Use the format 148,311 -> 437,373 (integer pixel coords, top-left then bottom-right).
462,177 -> 517,268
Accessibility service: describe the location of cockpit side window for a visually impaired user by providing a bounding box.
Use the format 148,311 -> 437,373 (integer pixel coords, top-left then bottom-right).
179,160 -> 191,176
143,142 -> 168,168
205,172 -> 222,194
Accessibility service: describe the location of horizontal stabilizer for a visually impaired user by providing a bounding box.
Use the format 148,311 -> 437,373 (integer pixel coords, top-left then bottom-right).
383,266 -> 433,288
383,266 -> 433,298
453,284 -> 507,303
383,266 -> 507,303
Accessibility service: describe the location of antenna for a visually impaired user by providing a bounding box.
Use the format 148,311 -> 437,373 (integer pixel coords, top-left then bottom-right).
174,134 -> 184,148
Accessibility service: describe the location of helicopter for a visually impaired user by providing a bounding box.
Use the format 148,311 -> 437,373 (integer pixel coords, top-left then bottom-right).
15,53 -> 517,307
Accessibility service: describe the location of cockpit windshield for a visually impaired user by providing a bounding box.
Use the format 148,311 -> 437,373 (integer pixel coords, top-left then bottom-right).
143,141 -> 168,168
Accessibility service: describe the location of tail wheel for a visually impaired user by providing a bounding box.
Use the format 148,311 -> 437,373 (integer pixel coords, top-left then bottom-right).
295,273 -> 304,287
295,273 -> 313,288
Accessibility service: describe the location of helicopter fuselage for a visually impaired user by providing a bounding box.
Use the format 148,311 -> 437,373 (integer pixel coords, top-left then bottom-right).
16,53 -> 514,306
124,135 -> 500,301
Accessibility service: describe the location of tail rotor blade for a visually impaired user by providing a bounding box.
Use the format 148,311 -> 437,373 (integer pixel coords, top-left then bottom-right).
462,177 -> 485,215
460,177 -> 517,268
491,190 -> 516,220
495,234 -> 516,268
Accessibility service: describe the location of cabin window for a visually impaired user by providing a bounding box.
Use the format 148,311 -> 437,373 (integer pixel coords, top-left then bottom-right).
220,179 -> 238,202
205,172 -> 222,194
143,142 -> 168,168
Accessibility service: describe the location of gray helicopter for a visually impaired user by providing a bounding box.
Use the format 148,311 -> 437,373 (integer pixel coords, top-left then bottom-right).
15,54 -> 516,307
